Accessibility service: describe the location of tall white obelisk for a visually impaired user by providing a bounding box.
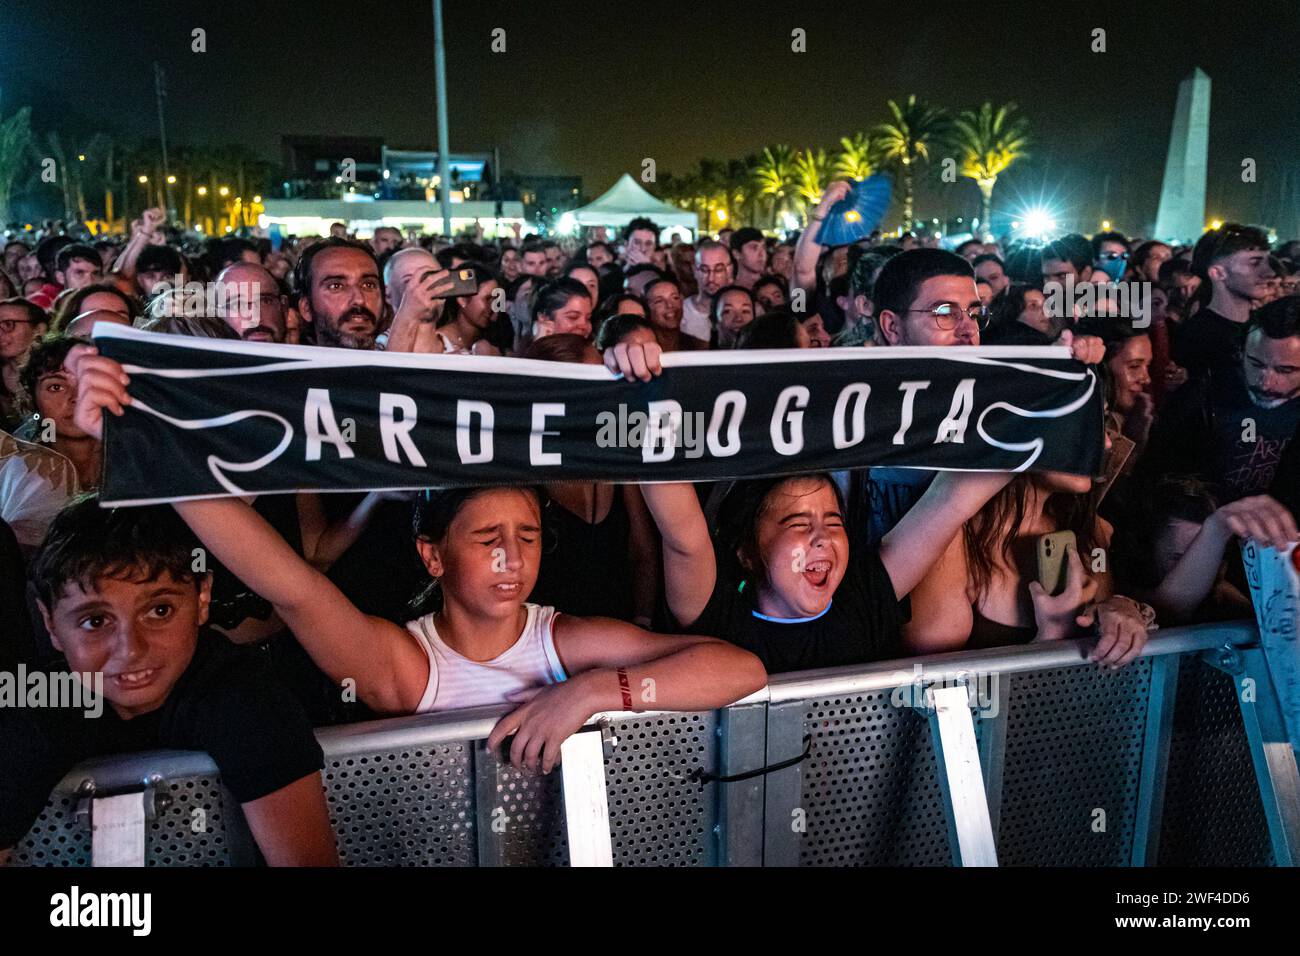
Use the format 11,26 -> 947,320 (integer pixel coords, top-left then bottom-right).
1154,68 -> 1211,242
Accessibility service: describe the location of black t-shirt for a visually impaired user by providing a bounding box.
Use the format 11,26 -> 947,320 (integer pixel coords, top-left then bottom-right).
1171,308 -> 1249,379
0,631 -> 323,850
1206,373 -> 1300,501
688,548 -> 905,675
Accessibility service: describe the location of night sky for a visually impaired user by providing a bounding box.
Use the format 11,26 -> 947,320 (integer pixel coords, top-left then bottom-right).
5,0 -> 1300,235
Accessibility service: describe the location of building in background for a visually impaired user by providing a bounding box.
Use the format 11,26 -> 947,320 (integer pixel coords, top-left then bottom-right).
268,136 -> 580,238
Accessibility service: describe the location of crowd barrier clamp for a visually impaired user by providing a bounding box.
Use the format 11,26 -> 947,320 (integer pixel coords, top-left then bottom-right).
14,621 -> 1298,867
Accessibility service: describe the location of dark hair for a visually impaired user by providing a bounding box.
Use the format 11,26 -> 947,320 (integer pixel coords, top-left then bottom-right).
716,474 -> 845,584
1041,234 -> 1092,272
1247,294 -> 1300,341
848,249 -> 897,302
520,238 -> 546,257
584,240 -> 613,258
1090,231 -> 1129,259
964,477 -> 1098,601
437,262 -> 500,328
1191,223 -> 1270,305
1074,314 -> 1151,361
292,237 -> 379,306
29,493 -> 203,609
955,239 -> 983,257
596,291 -> 647,324
0,296 -> 48,329
1131,240 -> 1170,274
624,263 -> 666,282
520,332 -> 593,363
562,260 -> 599,283
409,486 -> 543,612
988,282 -> 1040,331
643,275 -> 681,300
19,333 -> 91,416
35,236 -> 75,279
595,312 -> 655,350
55,243 -> 100,277
971,252 -> 1004,270
531,276 -> 590,323
205,236 -> 259,275
751,274 -> 789,310
871,248 -> 974,317
710,284 -> 756,326
136,244 -> 185,277
623,217 -> 659,240
435,242 -> 487,269
736,310 -> 801,349
728,227 -> 764,252
50,282 -> 141,333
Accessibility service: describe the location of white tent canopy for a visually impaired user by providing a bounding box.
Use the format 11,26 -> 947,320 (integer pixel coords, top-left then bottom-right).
569,173 -> 698,233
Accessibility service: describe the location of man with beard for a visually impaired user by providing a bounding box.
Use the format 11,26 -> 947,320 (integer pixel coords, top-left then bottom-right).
681,240 -> 734,342
370,226 -> 403,257
1174,224 -> 1273,380
217,262 -> 288,343
293,238 -> 383,350
1142,295 -> 1300,504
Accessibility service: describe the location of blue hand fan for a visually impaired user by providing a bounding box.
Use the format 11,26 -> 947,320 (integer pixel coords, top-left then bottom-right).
814,173 -> 892,246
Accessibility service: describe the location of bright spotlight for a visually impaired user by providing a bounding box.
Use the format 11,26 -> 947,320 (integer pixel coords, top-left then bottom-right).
1018,208 -> 1057,240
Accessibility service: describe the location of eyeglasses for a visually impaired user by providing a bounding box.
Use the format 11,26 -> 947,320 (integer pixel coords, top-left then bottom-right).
0,318 -> 39,334
697,264 -> 731,277
906,303 -> 991,331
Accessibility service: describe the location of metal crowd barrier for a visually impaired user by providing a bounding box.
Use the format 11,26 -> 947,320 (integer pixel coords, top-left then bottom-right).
13,621 -> 1298,867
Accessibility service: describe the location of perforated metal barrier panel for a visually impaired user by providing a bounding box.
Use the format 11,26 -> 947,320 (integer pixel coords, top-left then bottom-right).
326,743 -> 475,867
13,630 -> 1285,867
996,660 -> 1153,866
799,692 -> 960,866
1158,656 -> 1274,866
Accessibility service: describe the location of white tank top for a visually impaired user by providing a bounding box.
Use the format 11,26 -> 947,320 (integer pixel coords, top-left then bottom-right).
404,603 -> 568,712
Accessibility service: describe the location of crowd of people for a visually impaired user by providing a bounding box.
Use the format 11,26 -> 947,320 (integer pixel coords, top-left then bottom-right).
1,182 -> 1298,865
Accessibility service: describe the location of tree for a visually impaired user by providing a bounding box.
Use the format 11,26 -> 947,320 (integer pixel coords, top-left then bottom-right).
793,148 -> 830,213
950,102 -> 1030,237
0,105 -> 35,224
752,145 -> 799,228
833,132 -> 874,181
872,95 -> 946,227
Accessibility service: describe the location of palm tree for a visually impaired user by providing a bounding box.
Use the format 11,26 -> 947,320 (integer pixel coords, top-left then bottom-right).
793,148 -> 831,213
872,95 -> 946,227
950,102 -> 1030,237
0,104 -> 35,224
833,133 -> 874,181
752,145 -> 799,227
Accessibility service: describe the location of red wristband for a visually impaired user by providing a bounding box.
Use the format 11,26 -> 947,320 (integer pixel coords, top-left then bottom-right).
616,668 -> 633,710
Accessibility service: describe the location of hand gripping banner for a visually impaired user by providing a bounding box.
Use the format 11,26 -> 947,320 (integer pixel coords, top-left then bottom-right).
94,324 -> 1104,505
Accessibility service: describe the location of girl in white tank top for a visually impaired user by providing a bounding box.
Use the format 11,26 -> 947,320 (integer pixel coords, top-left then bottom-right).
406,603 -> 567,711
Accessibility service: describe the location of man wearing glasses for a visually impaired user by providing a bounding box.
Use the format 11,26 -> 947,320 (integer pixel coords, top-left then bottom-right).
681,240 -> 734,343
858,249 -> 1103,545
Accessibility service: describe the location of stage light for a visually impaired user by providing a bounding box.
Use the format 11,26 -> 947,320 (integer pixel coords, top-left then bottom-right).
1210,219 -> 1223,230
138,175 -> 148,183
1017,207 -> 1057,240
197,186 -> 208,196
1101,220 -> 1111,230
166,175 -> 177,185
219,186 -> 230,196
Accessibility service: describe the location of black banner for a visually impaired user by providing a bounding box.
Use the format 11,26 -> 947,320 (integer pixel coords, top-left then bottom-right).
95,325 -> 1103,505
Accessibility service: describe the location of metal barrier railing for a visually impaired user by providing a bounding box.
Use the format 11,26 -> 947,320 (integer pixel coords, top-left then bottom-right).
12,621 -> 1297,867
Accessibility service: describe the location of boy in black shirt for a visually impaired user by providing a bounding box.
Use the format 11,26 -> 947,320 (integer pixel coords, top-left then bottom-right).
0,495 -> 337,866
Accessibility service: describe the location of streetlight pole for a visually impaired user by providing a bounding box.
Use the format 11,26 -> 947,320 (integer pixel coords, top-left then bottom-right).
153,63 -> 172,217
433,0 -> 453,238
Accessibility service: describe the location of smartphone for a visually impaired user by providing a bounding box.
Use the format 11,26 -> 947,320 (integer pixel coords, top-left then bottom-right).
1036,531 -> 1077,597
432,266 -> 478,299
